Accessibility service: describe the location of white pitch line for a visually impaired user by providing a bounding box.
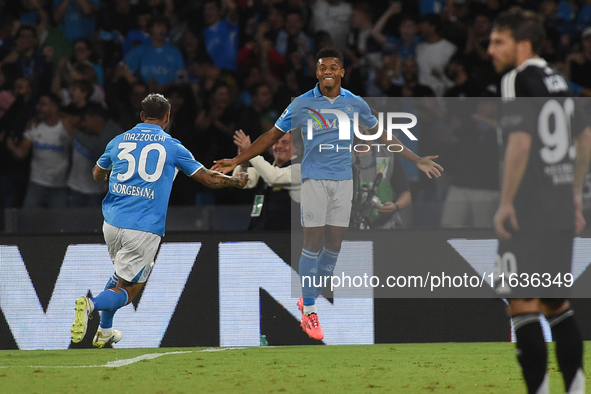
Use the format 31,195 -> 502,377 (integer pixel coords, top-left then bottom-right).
104,350 -> 192,367
0,347 -> 246,369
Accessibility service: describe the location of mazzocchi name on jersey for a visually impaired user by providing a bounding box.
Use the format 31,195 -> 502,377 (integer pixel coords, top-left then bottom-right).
123,133 -> 167,142
112,183 -> 155,199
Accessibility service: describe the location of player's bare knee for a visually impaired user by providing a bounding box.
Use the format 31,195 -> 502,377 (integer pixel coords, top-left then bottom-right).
303,227 -> 324,251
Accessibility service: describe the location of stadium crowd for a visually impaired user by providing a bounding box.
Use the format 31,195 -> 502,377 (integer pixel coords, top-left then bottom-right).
0,0 -> 590,228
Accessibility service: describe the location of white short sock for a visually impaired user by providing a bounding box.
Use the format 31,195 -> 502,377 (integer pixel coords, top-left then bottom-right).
98,327 -> 113,337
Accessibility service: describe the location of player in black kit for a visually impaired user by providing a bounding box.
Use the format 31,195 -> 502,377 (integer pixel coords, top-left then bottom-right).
488,9 -> 591,394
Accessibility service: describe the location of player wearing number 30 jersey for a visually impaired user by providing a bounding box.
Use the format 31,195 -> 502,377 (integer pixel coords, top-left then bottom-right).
489,9 -> 591,394
98,122 -> 200,236
71,94 -> 247,349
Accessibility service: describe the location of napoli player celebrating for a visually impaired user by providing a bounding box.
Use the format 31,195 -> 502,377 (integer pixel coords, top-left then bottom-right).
213,47 -> 443,341
489,10 -> 591,393
71,94 -> 248,348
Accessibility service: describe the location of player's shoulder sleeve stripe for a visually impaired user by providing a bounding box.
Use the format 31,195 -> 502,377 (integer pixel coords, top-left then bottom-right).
188,163 -> 203,177
501,69 -> 518,101
274,123 -> 288,133
95,162 -> 109,170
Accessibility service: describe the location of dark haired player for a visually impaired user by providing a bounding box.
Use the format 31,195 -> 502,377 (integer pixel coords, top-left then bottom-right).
71,93 -> 248,348
488,10 -> 591,394
213,47 -> 443,340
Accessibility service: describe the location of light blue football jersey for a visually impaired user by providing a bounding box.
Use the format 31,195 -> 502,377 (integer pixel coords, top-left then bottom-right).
97,123 -> 202,236
275,84 -> 378,181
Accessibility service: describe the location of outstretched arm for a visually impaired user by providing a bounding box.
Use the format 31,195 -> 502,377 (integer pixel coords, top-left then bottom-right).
191,167 -> 248,189
212,126 -> 284,174
376,126 -> 443,179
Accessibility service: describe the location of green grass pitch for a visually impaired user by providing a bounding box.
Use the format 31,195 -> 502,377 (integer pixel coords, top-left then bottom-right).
1,343 -> 589,393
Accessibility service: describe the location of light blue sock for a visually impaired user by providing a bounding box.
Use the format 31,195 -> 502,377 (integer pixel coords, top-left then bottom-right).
314,247 -> 339,298
99,273 -> 119,329
92,287 -> 128,312
299,248 -> 319,306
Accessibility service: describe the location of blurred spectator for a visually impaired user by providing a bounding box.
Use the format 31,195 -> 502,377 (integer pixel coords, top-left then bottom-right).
266,4 -> 286,44
416,13 -> 456,96
123,15 -> 185,92
236,65 -> 270,109
203,0 -> 239,72
37,20 -> 73,71
15,0 -> 50,37
232,130 -> 301,230
370,43 -> 403,96
67,103 -> 122,207
96,0 -> 134,71
0,76 -> 35,208
237,83 -> 278,143
70,38 -> 104,86
276,7 -> 315,72
111,81 -> 147,131
195,83 -> 236,167
440,98 -> 499,227
52,61 -> 104,106
353,140 -> 412,229
53,0 -> 100,42
164,84 -> 198,145
463,12 -> 495,87
98,0 -> 135,40
385,57 -> 435,97
575,0 -> 591,32
122,4 -> 152,56
237,22 -> 286,82
6,93 -> 72,208
566,27 -> 591,90
444,53 -> 484,97
540,0 -> 573,52
165,84 -> 201,206
372,5 -> 420,60
347,3 -> 382,61
181,29 -> 211,85
61,79 -> 93,113
310,0 -> 352,53
0,24 -> 53,98
275,66 -> 315,110
442,0 -> 471,49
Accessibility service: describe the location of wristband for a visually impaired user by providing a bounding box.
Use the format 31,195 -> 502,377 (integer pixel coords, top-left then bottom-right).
394,202 -> 400,211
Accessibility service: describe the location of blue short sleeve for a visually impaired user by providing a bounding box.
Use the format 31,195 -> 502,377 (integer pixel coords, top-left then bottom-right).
274,104 -> 292,133
173,141 -> 203,176
97,138 -> 116,170
358,99 -> 378,130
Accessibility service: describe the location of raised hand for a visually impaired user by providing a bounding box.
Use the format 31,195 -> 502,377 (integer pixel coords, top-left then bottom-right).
212,159 -> 236,174
233,129 -> 252,154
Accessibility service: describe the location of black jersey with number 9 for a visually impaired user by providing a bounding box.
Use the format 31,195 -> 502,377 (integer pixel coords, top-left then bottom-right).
500,58 -> 587,232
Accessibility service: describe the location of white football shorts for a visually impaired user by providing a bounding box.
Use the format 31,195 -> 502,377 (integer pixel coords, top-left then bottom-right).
103,221 -> 161,283
300,179 -> 353,228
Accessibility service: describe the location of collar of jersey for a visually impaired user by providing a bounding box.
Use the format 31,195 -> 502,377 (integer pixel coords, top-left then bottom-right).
516,57 -> 547,72
136,123 -> 163,131
313,83 -> 345,98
